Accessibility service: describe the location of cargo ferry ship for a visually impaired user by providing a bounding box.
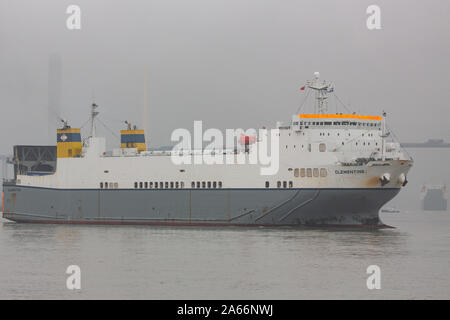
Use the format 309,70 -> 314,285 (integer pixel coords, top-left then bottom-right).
2,73 -> 413,227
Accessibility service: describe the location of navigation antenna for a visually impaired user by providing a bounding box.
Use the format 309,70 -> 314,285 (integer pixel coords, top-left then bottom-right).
90,103 -> 99,137
307,72 -> 334,114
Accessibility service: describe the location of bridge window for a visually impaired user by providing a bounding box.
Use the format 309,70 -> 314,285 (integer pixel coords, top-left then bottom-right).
114,183 -> 118,189
100,182 -> 103,189
320,168 -> 327,177
191,181 -> 195,188
165,182 -> 169,189
175,182 -> 179,188
294,168 -> 299,177
144,182 -> 148,189
213,181 -> 217,188
180,182 -> 184,188
208,181 -> 211,188
265,181 -> 270,188
283,181 -> 287,188
307,168 -> 312,177
319,143 -> 326,152
202,181 -> 206,188
277,181 -> 281,188
289,181 -> 293,188
218,181 -> 222,188
197,181 -> 201,188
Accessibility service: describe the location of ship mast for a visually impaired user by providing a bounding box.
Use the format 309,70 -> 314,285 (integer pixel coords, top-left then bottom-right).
381,111 -> 389,161
307,72 -> 333,114
90,103 -> 99,137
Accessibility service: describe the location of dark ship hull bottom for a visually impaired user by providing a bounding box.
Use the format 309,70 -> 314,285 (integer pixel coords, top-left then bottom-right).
3,185 -> 400,228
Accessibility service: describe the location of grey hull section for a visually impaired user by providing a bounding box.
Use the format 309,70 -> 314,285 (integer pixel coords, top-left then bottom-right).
2,186 -> 400,227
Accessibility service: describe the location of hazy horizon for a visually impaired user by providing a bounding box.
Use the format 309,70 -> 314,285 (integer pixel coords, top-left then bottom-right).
1,0 -> 449,152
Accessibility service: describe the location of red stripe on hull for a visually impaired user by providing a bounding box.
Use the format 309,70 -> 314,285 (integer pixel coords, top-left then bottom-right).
2,216 -> 394,229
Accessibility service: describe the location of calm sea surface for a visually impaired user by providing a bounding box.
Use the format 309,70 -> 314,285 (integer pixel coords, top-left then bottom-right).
0,148 -> 449,299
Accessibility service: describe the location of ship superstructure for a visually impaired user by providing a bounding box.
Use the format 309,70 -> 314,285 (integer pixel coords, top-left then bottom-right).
2,74 -> 413,227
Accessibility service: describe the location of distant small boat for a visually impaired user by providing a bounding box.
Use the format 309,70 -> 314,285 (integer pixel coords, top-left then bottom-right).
401,139 -> 450,148
380,207 -> 401,213
421,185 -> 447,211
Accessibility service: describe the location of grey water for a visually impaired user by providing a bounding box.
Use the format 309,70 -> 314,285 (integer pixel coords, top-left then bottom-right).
0,148 -> 449,299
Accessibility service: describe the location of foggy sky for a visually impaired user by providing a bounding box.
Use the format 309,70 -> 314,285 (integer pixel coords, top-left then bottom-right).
1,0 -> 449,152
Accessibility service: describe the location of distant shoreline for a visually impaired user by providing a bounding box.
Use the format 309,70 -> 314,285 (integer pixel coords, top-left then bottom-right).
401,143 -> 450,148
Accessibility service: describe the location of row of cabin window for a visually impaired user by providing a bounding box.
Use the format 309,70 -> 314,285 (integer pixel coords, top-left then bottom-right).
191,181 -> 223,189
293,121 -> 380,127
294,168 -> 327,178
100,182 -> 118,189
285,140 -> 378,152
265,181 -> 294,188
285,143 -> 327,152
133,181 -> 224,189
135,181 -> 185,189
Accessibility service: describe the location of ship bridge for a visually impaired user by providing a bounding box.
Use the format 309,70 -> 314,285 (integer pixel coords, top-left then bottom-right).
292,114 -> 382,130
